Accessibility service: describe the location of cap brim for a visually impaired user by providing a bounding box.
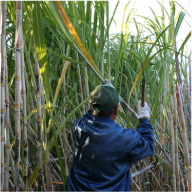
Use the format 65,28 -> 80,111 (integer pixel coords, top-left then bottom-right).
119,95 -> 122,102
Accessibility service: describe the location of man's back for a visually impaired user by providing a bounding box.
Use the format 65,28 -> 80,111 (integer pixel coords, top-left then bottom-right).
66,109 -> 154,191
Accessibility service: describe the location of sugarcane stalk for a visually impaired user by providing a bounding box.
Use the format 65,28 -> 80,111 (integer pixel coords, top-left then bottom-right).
183,59 -> 190,131
100,52 -> 104,77
24,45 -> 36,91
77,53 -> 85,113
34,44 -> 44,191
0,2 -> 2,189
84,67 -> 90,109
66,62 -> 71,94
60,49 -> 71,183
179,166 -> 185,191
172,88 -> 186,192
176,84 -> 191,191
172,94 -> 180,191
4,62 -> 10,191
77,64 -> 85,113
168,111 -> 176,191
183,84 -> 190,133
1,1 -> 7,190
24,44 -> 37,134
14,2 -> 22,190
59,59 -> 71,176
10,150 -> 15,186
131,162 -> 161,178
58,60 -> 70,179
175,53 -> 183,87
20,30 -> 28,189
188,55 -> 191,115
154,136 -> 171,163
62,130 -> 69,177
4,53 -> 10,192
121,99 -> 138,119
185,61 -> 190,112
25,67 -> 35,116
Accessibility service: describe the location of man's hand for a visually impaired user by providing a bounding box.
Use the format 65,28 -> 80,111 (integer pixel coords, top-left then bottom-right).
138,100 -> 150,120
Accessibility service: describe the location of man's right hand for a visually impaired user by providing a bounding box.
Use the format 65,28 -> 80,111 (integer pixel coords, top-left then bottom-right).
138,100 -> 150,120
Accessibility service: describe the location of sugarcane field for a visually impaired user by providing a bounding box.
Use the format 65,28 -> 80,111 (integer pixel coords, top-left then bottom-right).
0,1 -> 191,191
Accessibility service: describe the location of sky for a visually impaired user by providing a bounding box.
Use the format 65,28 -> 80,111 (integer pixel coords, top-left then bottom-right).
109,0 -> 191,52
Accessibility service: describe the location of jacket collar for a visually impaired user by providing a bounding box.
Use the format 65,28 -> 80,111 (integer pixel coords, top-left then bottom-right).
86,109 -> 116,124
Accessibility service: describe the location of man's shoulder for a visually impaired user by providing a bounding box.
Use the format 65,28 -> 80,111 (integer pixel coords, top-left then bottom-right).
72,118 -> 82,127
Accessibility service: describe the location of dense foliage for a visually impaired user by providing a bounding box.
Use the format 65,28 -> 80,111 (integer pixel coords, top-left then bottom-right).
0,1 -> 191,191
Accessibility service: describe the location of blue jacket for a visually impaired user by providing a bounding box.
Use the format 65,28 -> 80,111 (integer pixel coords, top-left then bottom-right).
66,109 -> 154,191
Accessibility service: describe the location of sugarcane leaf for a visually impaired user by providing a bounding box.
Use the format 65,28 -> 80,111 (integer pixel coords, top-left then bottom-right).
28,88 -> 76,189
53,60 -> 69,104
128,48 -> 166,103
29,166 -> 38,189
46,48 -> 87,66
114,33 -> 124,87
174,10 -> 185,37
55,1 -> 103,78
114,3 -> 129,87
8,71 -> 15,87
125,7 -> 134,43
145,25 -> 171,62
118,110 -> 133,128
43,181 -> 65,188
53,127 -> 66,189
28,94 -> 71,189
48,97 -> 90,153
159,68 -> 175,139
127,25 -> 171,103
10,138 -> 16,150
91,1 -> 98,55
6,2 -> 191,191
32,1 -> 51,105
47,60 -> 70,131
24,45 -> 36,91
155,154 -> 172,176
178,31 -> 191,53
26,103 -> 57,121
149,7 -> 161,29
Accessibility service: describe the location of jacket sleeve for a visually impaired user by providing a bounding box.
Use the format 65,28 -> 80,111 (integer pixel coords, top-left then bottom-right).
129,118 -> 154,166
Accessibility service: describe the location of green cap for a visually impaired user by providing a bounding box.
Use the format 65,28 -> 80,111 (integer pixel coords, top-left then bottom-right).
90,84 -> 122,111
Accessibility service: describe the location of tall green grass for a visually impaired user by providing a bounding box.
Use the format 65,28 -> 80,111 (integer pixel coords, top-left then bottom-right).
0,1 -> 191,191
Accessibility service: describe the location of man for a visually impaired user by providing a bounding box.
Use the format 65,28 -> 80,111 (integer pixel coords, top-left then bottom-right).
66,84 -> 154,191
